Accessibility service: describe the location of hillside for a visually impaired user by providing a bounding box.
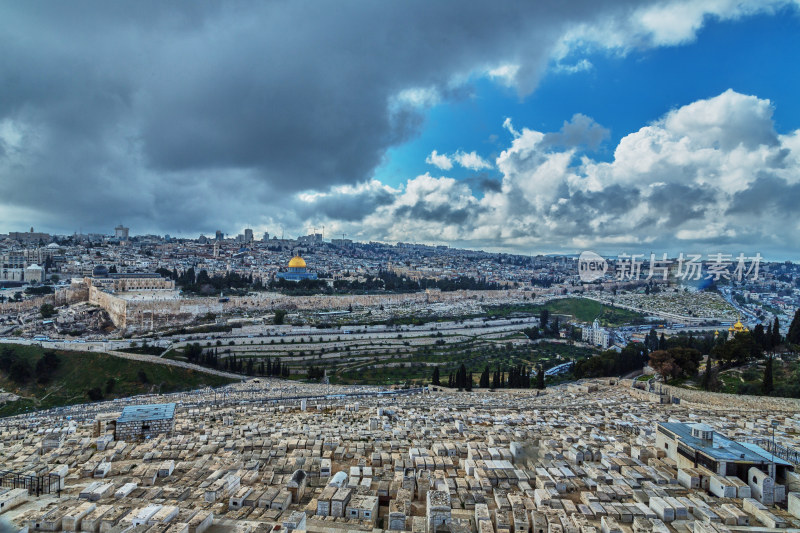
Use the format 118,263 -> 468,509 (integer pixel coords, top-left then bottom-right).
0,343 -> 236,417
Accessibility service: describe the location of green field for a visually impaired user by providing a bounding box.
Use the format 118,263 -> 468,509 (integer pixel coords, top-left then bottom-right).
0,344 -> 236,417
485,297 -> 647,327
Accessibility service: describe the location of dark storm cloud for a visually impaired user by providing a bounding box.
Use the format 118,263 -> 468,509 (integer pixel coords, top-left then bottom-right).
294,186 -> 396,222
0,0 -> 655,233
462,174 -> 502,193
726,174 -> 800,215
479,178 -> 503,193
394,202 -> 480,226
546,185 -> 642,236
647,183 -> 716,226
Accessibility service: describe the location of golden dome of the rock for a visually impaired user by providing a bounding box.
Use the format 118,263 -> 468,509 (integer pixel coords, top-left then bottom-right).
288,256 -> 307,268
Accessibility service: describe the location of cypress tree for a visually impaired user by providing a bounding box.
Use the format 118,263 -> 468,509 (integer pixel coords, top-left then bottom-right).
753,324 -> 766,351
772,317 -> 781,348
701,354 -> 713,391
788,309 -> 800,345
540,309 -> 549,330
432,367 -> 440,386
536,366 -> 545,390
765,322 -> 774,351
480,366 -> 490,388
762,355 -> 774,395
457,364 -> 467,389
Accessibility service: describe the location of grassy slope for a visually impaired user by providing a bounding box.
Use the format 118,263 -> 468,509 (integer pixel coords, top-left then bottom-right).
486,297 -> 646,327
0,344 -> 236,417
716,359 -> 800,397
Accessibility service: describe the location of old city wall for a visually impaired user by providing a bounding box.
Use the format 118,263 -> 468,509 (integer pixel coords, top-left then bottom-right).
619,379 -> 800,412
10,285 -> 561,333
54,286 -> 88,306
88,287 -> 128,329
114,278 -> 176,291
112,288 -> 559,332
125,298 -> 223,332
224,288 -> 546,311
0,294 -> 55,315
95,289 -> 532,332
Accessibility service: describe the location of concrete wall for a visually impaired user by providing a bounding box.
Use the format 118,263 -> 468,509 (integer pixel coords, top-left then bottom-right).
788,492 -> 800,519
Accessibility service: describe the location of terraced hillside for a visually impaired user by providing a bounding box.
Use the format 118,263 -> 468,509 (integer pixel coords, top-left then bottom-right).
167,316 -> 599,385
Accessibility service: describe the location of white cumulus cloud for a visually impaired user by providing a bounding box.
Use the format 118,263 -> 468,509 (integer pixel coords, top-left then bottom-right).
425,150 -> 453,170
453,150 -> 492,170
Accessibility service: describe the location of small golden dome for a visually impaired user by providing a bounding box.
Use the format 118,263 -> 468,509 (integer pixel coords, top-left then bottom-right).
288,256 -> 306,268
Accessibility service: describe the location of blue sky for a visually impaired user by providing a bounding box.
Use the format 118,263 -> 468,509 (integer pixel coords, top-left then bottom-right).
378,7 -> 800,190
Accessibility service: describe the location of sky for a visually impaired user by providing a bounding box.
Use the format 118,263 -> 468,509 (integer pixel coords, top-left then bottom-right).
1,1 -> 799,259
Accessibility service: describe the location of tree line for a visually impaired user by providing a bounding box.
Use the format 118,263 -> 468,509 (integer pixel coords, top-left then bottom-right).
432,362 -> 547,391
182,342 -> 291,377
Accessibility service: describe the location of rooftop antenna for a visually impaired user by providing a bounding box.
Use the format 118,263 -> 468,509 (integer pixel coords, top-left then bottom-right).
322,225 -> 325,241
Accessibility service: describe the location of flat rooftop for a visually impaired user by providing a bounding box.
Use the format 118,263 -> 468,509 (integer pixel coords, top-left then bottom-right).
659,422 -> 791,466
117,403 -> 176,424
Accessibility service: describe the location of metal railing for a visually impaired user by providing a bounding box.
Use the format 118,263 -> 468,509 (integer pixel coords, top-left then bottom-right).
744,438 -> 800,467
0,469 -> 61,497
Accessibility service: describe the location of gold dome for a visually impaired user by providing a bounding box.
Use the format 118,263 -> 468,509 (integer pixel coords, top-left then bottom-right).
288,256 -> 306,268
730,319 -> 746,334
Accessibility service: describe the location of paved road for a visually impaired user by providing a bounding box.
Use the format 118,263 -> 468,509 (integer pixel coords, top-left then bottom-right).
102,350 -> 244,380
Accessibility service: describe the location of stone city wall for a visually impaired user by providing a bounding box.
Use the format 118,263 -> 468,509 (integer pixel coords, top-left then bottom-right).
88,287 -> 128,329
125,298 -> 224,332
55,287 -> 88,306
40,286 -> 557,333
0,294 -> 54,315
224,288 -> 543,312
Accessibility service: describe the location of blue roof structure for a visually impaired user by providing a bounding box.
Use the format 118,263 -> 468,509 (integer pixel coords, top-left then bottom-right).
117,403 -> 176,424
660,422 -> 791,466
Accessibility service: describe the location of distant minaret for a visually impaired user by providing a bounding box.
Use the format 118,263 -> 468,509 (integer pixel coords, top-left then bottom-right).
213,241 -> 220,258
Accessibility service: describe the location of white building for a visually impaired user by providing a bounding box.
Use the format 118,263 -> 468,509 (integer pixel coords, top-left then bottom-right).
25,264 -> 45,283
582,318 -> 610,349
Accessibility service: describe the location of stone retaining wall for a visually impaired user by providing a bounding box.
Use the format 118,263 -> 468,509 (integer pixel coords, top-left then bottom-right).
619,379 -> 800,412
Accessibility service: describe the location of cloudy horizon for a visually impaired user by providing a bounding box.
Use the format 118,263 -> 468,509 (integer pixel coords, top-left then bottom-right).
1,1 -> 799,259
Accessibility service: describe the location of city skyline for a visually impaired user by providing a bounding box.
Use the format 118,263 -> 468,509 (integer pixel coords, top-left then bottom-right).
1,2 -> 799,258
